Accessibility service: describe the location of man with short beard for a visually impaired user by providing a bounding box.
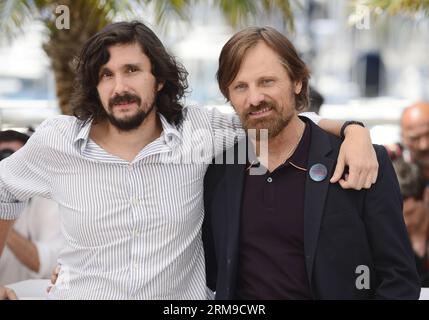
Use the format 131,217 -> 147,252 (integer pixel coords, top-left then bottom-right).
203,26 -> 420,299
0,21 -> 378,299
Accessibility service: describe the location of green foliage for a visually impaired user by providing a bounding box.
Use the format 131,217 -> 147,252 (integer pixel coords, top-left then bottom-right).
359,0 -> 429,16
0,0 -> 297,41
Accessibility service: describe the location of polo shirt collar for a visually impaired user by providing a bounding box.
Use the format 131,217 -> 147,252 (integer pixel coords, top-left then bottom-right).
247,122 -> 310,172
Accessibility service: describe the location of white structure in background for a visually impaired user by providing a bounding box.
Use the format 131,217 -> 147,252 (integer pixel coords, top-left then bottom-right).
172,25 -> 233,105
0,22 -> 59,131
0,23 -> 48,80
320,97 -> 412,145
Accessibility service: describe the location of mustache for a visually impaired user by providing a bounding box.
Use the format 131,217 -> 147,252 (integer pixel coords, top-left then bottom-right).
245,101 -> 276,117
108,93 -> 142,109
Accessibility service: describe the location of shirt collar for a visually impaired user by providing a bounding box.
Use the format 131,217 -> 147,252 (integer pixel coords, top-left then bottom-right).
73,113 -> 183,152
74,119 -> 93,152
158,113 -> 182,148
247,122 -> 310,172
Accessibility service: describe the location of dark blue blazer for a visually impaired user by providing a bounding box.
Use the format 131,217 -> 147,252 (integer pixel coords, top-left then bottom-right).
203,118 -> 420,300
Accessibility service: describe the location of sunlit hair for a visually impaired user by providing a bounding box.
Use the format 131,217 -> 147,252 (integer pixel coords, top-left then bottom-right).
217,26 -> 310,111
71,21 -> 188,124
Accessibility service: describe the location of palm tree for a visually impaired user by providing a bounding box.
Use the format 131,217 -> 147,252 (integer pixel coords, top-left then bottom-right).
361,0 -> 429,16
0,0 -> 295,115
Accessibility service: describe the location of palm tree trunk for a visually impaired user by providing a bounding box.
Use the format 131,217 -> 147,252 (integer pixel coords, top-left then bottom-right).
41,0 -> 111,115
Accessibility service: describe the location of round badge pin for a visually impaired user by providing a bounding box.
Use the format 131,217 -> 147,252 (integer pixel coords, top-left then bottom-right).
309,163 -> 328,182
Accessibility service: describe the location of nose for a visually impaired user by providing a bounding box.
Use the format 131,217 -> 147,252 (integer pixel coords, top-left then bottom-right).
113,75 -> 128,96
247,87 -> 265,107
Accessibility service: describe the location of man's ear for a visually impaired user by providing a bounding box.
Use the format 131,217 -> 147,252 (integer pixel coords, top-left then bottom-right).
294,81 -> 302,95
157,81 -> 165,92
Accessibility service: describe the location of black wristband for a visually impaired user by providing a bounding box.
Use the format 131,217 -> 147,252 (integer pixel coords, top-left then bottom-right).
340,121 -> 365,140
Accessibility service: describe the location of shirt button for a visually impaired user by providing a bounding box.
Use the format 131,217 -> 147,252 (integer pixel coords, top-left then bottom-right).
133,263 -> 138,269
267,177 -> 273,183
128,164 -> 133,171
130,197 -> 139,205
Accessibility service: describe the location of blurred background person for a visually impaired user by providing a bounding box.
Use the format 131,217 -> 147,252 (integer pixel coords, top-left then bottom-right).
307,86 -> 325,114
401,102 -> 429,179
392,155 -> 429,287
0,130 -> 62,286
385,102 -> 429,202
385,101 -> 429,286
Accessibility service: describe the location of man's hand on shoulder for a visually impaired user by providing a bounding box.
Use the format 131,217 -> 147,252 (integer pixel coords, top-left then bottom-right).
330,125 -> 378,190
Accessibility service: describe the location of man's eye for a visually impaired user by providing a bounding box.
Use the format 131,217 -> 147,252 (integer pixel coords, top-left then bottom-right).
127,66 -> 138,73
100,72 -> 112,79
234,84 -> 246,90
262,79 -> 274,85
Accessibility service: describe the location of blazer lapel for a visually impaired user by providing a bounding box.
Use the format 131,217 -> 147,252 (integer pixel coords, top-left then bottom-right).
303,122 -> 335,287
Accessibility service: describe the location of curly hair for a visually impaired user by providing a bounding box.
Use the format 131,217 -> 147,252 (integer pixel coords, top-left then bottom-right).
217,26 -> 310,111
70,21 -> 188,125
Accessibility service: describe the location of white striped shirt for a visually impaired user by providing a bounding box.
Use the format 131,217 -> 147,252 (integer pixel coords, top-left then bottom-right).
0,106 -> 319,299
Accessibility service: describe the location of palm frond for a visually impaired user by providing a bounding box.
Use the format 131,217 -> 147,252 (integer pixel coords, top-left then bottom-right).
215,0 -> 295,31
358,0 -> 429,16
261,0 -> 295,31
0,0 -> 38,43
146,0 -> 193,30
217,0 -> 258,27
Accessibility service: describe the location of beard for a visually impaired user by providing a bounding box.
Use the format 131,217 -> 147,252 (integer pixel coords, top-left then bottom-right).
107,92 -> 155,132
241,100 -> 293,140
411,150 -> 429,167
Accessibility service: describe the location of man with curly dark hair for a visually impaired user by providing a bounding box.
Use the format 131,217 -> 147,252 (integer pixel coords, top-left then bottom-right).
70,21 -> 188,128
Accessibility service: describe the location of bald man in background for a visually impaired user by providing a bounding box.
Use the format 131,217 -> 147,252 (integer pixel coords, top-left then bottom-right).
397,102 -> 429,286
401,102 -> 429,180
400,102 -> 429,212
